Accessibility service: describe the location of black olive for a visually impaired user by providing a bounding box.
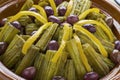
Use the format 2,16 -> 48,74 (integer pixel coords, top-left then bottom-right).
66,15 -> 79,25
48,15 -> 61,24
58,6 -> 67,16
0,42 -> 8,55
47,40 -> 59,50
44,6 -> 54,17
84,72 -> 99,80
110,49 -> 120,64
52,76 -> 65,80
21,66 -> 36,80
83,24 -> 96,33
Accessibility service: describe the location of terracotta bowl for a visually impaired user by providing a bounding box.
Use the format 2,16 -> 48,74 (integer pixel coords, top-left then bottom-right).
0,0 -> 120,80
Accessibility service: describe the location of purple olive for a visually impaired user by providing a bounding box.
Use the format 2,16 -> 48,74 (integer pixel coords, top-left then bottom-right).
83,24 -> 96,33
0,42 -> 8,55
48,15 -> 61,24
28,7 -> 38,21
31,31 -> 37,36
29,7 -> 37,12
10,21 -> 22,30
44,6 -> 54,17
21,66 -> 36,80
110,49 -> 120,64
66,15 -> 79,25
105,17 -> 114,28
0,18 -> 7,27
52,76 -> 65,80
114,40 -> 120,51
47,40 -> 59,50
84,72 -> 99,80
54,0 -> 63,6
58,6 -> 67,16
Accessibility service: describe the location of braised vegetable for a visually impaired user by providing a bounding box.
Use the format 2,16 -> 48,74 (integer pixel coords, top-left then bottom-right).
0,0 -> 118,80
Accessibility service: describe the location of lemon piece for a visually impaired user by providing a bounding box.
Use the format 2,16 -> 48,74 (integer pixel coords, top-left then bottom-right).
9,11 -> 47,24
74,25 -> 108,57
32,5 -> 47,19
76,20 -> 114,42
52,23 -> 70,63
65,0 -> 74,17
79,8 -> 100,20
22,22 -> 52,54
49,0 -> 58,16
73,33 -> 92,72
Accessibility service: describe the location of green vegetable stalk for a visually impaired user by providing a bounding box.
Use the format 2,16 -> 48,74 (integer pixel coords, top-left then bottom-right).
35,23 -> 58,51
58,27 -> 64,44
40,50 -> 56,80
100,40 -> 114,54
86,12 -> 106,20
96,53 -> 115,69
22,22 -> 52,54
99,18 -> 116,41
64,60 -> 76,80
76,31 -> 114,54
53,26 -> 63,41
20,35 -> 30,41
83,43 -> 110,77
25,23 -> 38,35
54,52 -> 68,76
70,0 -> 91,15
2,35 -> 25,69
34,53 -> 45,80
0,23 -> 20,43
46,51 -> 67,80
94,26 -> 109,41
66,39 -> 86,80
76,31 -> 97,50
18,16 -> 33,27
15,45 -> 39,75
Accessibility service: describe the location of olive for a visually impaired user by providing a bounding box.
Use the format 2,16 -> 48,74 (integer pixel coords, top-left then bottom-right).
10,21 -> 22,30
21,66 -> 36,80
47,40 -> 59,50
54,0 -> 63,6
110,49 -> 120,64
83,24 -> 96,33
114,40 -> 120,51
0,18 -> 7,27
31,31 -> 37,36
52,76 -> 65,80
28,7 -> 38,21
0,42 -> 8,55
48,15 -> 61,24
29,7 -> 38,21
44,6 -> 54,17
105,17 -> 114,28
29,7 -> 37,12
84,72 -> 99,80
66,15 -> 79,25
58,6 -> 66,16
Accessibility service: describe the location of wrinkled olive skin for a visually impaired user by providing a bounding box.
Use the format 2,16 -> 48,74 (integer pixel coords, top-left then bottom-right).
21,66 -> 36,80
84,72 -> 99,80
0,42 -> 8,55
110,49 -> 120,64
